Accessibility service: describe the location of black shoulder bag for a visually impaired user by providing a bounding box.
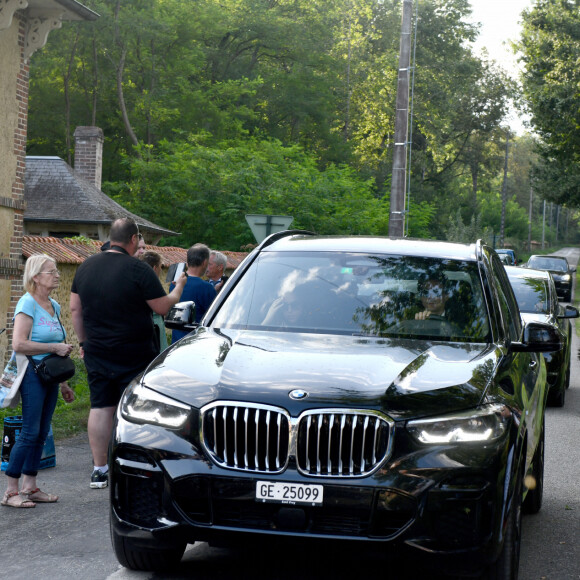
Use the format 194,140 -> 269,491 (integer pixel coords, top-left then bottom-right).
27,309 -> 75,386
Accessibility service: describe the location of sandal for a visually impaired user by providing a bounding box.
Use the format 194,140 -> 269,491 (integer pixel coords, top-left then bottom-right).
21,488 -> 58,503
1,491 -> 36,508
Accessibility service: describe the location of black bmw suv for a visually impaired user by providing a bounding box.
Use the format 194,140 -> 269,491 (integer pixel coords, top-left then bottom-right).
110,234 -> 561,578
525,254 -> 576,301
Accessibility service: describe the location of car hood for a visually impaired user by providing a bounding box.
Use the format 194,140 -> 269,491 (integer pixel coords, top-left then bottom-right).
143,328 -> 498,420
542,269 -> 568,279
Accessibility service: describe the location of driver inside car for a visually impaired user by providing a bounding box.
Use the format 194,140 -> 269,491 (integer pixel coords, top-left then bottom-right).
405,273 -> 461,338
415,275 -> 451,321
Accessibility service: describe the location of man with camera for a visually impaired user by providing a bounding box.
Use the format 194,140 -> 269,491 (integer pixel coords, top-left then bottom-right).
70,218 -> 187,489
169,243 -> 217,343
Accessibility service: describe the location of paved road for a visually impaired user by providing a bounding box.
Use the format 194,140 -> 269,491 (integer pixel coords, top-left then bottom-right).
0,433 -> 117,580
2,248 -> 579,579
518,246 -> 580,580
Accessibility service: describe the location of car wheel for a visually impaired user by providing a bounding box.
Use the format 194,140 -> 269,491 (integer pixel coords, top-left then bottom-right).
565,364 -> 571,390
523,424 -> 544,515
483,467 -> 523,580
110,520 -> 186,571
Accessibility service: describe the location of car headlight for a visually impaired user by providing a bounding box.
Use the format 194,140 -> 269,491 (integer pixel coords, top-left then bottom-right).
406,404 -> 510,444
120,382 -> 191,428
561,274 -> 570,282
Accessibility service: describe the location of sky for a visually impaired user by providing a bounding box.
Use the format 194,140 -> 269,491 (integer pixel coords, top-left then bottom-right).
468,0 -> 535,132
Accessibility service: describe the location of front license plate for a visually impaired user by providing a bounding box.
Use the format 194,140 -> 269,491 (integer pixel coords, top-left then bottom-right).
256,481 -> 324,506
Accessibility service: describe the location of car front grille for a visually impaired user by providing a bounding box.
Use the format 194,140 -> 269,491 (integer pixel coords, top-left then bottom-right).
296,410 -> 393,477
201,402 -> 394,477
201,402 -> 291,473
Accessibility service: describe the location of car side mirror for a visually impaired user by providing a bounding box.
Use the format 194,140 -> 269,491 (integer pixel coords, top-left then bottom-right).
511,321 -> 563,353
164,301 -> 197,330
558,305 -> 580,319
571,266 -> 577,273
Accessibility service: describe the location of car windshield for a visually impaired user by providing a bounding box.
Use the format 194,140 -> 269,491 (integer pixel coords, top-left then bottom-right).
211,252 -> 491,342
528,257 -> 567,272
509,276 -> 549,314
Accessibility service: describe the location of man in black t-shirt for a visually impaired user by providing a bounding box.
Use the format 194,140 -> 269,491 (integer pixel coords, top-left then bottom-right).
70,218 -> 187,489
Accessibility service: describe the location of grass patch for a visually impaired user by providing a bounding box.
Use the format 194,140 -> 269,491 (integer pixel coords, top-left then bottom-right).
1,357 -> 90,442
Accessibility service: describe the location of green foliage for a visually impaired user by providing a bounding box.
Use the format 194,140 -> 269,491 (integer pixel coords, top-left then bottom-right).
478,193 -> 530,240
519,0 -> 580,205
64,235 -> 94,244
407,200 -> 437,238
25,0 -> 579,248
446,209 -> 492,244
118,136 -> 386,249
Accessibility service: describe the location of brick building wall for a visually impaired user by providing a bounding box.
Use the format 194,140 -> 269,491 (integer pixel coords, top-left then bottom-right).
0,13 -> 28,364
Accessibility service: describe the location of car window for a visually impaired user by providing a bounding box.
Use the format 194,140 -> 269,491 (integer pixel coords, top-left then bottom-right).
212,252 -> 491,342
509,276 -> 549,314
528,256 -> 567,272
491,256 -> 522,341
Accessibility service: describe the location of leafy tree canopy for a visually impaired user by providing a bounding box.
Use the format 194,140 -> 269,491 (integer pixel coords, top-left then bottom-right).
519,0 -> 580,205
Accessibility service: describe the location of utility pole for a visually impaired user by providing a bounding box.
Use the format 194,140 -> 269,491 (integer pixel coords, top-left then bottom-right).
389,0 -> 413,238
527,184 -> 533,252
542,200 -> 546,249
499,132 -> 510,247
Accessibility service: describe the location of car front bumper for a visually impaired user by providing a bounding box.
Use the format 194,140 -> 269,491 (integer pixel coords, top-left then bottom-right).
110,414 -> 517,573
552,278 -> 572,298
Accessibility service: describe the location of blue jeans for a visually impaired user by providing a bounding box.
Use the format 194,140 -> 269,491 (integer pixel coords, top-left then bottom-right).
5,364 -> 59,479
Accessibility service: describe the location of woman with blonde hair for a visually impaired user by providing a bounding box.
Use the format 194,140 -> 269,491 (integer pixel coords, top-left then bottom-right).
1,255 -> 75,508
141,250 -> 169,353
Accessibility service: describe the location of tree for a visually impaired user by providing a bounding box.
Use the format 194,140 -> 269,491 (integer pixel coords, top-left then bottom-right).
25,0 -> 556,247
519,0 -> 580,206
122,136 -> 386,249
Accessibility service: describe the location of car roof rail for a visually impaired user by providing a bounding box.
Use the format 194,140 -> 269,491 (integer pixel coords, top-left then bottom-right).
259,229 -> 317,250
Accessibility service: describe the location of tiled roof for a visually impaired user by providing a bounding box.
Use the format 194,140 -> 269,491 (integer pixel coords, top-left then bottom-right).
21,236 -> 248,270
24,156 -> 178,238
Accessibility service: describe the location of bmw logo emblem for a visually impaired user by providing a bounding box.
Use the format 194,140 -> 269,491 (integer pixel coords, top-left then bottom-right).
289,389 -> 308,400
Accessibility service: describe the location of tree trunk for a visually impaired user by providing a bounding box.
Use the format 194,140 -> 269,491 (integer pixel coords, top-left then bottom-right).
116,48 -> 140,151
471,162 -> 478,214
113,0 -> 140,155
92,36 -> 98,126
64,33 -> 79,166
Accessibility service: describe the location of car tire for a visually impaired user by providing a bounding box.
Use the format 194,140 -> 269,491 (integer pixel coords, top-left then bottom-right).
483,467 -> 523,580
110,521 -> 186,571
523,424 -> 544,515
565,363 -> 571,390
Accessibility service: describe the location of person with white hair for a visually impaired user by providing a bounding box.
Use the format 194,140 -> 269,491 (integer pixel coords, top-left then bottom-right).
206,250 -> 228,292
2,254 -> 75,508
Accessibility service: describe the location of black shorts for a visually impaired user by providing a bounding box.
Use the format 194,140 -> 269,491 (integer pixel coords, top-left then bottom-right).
84,352 -> 148,409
